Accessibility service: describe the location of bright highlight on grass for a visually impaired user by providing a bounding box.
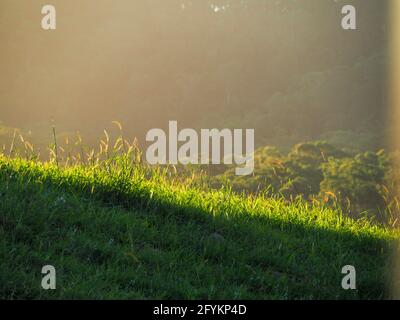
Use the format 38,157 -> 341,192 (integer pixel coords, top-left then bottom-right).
0,154 -> 398,299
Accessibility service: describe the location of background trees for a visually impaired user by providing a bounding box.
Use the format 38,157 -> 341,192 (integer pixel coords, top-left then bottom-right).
0,0 -> 390,152
210,141 -> 398,226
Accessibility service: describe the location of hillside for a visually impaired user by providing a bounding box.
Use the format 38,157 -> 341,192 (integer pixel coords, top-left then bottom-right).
0,155 -> 399,299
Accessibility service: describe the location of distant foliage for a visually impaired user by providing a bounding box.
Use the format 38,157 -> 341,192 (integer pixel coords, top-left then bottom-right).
2,127 -> 399,227
210,141 -> 400,227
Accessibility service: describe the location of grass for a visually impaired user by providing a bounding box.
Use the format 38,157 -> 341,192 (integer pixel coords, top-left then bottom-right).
0,154 -> 399,299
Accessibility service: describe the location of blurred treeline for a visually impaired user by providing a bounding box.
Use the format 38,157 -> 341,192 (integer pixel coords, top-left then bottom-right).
0,0 -> 390,151
206,141 -> 400,227
2,124 -> 399,227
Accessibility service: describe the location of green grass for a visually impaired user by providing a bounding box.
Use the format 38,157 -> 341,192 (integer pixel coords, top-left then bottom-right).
0,154 -> 399,299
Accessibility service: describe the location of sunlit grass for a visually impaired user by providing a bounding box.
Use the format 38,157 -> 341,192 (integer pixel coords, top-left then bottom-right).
0,152 -> 399,299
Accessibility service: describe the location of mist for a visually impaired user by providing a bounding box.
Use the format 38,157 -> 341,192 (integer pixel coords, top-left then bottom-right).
0,0 -> 389,151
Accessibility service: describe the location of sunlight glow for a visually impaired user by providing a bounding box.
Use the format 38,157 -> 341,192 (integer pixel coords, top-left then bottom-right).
390,0 -> 400,298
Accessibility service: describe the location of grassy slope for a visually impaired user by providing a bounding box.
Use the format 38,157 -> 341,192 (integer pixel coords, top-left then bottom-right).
0,155 -> 399,299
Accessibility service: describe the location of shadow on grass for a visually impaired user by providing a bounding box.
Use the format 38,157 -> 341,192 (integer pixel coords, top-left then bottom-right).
0,160 -> 398,299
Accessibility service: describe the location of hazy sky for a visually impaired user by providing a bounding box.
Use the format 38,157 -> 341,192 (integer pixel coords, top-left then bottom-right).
0,0 -> 391,149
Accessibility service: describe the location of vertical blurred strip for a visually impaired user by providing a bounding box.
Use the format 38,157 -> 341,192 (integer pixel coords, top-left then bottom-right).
391,0 -> 400,147
390,0 -> 400,299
